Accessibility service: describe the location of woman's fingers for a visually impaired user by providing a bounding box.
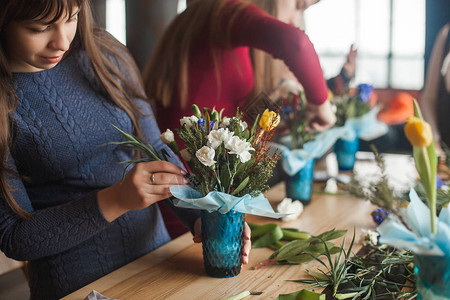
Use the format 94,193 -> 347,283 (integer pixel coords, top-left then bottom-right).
242,222 -> 251,264
148,172 -> 188,186
141,160 -> 187,176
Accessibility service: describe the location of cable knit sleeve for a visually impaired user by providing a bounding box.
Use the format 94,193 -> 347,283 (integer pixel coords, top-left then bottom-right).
0,153 -> 111,261
222,1 -> 328,105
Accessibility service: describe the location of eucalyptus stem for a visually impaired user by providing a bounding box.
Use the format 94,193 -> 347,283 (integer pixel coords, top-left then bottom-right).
421,146 -> 437,234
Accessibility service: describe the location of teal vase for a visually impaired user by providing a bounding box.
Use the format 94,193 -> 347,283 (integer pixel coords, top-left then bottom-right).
285,159 -> 314,205
201,210 -> 244,278
334,136 -> 359,171
414,254 -> 450,299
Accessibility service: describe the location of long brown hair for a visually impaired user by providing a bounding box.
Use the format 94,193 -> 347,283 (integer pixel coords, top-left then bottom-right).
143,0 -> 251,110
0,0 -> 146,218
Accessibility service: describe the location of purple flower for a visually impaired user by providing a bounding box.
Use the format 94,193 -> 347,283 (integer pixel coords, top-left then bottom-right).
358,84 -> 374,103
371,208 -> 390,225
197,119 -> 215,131
436,175 -> 445,189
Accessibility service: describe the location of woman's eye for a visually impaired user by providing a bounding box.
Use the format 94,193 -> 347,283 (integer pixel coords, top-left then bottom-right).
30,27 -> 49,33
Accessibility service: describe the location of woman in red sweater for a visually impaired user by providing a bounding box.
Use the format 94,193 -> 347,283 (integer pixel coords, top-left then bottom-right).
143,0 -> 335,238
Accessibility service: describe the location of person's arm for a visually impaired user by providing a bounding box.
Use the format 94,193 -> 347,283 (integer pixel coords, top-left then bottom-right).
225,2 -> 328,105
0,153 -> 111,261
421,23 -> 450,157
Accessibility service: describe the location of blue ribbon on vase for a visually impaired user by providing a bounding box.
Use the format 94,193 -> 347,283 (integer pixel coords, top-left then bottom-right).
169,185 -> 290,218
377,188 -> 450,256
272,107 -> 388,176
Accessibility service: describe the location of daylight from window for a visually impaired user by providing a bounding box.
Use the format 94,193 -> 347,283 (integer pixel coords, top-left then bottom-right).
106,0 -> 126,45
305,0 -> 425,89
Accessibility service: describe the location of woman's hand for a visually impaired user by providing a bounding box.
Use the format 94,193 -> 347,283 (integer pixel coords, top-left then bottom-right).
305,100 -> 336,131
98,161 -> 188,222
192,218 -> 252,265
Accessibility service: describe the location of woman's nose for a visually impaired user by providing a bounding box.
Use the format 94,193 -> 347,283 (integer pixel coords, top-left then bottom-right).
48,28 -> 71,51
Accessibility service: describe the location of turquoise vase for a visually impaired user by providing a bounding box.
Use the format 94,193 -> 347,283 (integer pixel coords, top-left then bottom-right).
285,159 -> 314,205
414,254 -> 450,299
201,210 -> 244,278
334,136 -> 359,171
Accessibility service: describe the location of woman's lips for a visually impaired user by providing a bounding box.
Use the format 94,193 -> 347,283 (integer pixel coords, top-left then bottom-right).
40,55 -> 63,64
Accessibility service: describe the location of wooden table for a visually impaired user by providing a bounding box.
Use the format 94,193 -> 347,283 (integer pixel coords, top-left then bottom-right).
64,153 -> 414,300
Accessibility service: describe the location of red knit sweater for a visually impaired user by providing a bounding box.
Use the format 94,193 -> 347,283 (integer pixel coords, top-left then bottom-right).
155,0 -> 328,134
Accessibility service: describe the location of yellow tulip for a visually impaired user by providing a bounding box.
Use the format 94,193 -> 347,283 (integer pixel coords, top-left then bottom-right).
404,116 -> 433,148
259,109 -> 280,131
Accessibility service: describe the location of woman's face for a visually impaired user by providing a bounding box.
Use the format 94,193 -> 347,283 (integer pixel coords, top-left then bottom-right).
3,7 -> 79,72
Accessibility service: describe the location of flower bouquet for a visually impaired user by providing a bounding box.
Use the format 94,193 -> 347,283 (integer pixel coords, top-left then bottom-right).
331,83 -> 385,170
160,105 -> 289,278
373,100 -> 450,299
273,80 -> 318,204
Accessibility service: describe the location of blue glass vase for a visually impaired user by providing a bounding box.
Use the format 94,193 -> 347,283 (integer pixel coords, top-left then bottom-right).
334,136 -> 359,171
201,210 -> 244,278
414,254 -> 450,299
285,159 -> 314,205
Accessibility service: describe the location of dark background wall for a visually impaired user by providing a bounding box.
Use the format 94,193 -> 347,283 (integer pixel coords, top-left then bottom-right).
425,0 -> 450,75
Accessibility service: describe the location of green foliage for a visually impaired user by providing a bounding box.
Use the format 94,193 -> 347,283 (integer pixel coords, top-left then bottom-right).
277,89 -> 317,149
333,86 -> 372,127
292,241 -> 416,300
249,223 -> 346,269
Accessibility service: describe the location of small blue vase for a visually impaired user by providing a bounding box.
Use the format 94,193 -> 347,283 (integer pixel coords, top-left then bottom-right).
285,159 -> 314,205
414,254 -> 450,299
201,210 -> 244,278
334,136 -> 359,171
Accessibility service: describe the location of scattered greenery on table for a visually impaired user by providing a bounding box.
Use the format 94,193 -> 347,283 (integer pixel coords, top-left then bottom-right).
249,223 -> 347,269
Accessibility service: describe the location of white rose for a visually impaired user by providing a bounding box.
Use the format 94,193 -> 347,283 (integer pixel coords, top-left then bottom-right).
207,128 -> 233,149
277,198 -> 303,222
225,136 -> 254,163
195,146 -> 216,167
280,80 -> 302,99
180,115 -> 199,127
159,129 -> 174,144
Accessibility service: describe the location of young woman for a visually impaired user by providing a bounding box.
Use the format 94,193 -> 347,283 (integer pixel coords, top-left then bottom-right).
0,0 -> 250,298
143,0 -> 336,135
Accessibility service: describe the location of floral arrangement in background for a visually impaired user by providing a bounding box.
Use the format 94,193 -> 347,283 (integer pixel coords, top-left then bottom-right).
274,80 -> 317,150
332,83 -> 374,127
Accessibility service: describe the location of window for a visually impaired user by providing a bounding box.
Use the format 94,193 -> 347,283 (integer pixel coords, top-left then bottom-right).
106,0 -> 126,45
304,0 -> 425,90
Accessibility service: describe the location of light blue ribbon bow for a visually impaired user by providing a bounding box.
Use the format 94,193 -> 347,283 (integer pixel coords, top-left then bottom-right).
377,188 -> 450,256
273,108 -> 388,176
170,185 -> 290,218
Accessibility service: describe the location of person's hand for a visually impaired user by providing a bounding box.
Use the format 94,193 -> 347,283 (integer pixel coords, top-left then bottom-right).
341,44 -> 358,80
98,161 -> 188,222
193,218 -> 252,265
305,100 -> 336,131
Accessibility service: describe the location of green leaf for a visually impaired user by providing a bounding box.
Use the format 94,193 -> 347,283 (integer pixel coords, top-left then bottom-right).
252,225 -> 284,248
281,229 -> 311,240
314,229 -> 347,242
277,289 -> 325,300
274,239 -> 311,260
231,176 -> 249,196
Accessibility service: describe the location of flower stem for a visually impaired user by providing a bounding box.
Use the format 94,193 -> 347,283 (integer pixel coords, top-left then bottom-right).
421,147 -> 437,234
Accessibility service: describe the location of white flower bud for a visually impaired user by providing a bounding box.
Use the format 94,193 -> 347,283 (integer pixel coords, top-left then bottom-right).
159,129 -> 174,144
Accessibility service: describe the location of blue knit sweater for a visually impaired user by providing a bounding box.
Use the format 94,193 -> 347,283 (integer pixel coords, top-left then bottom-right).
0,48 -> 199,299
